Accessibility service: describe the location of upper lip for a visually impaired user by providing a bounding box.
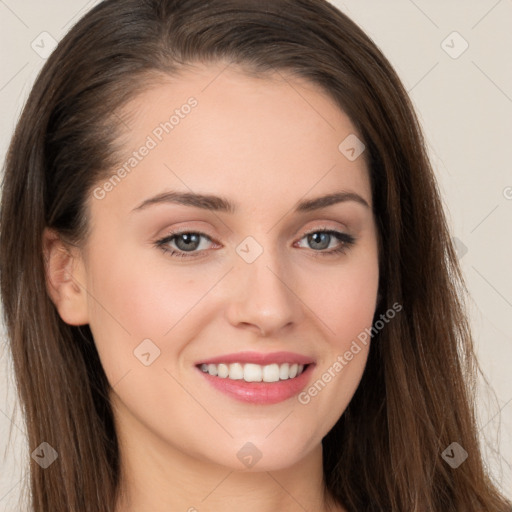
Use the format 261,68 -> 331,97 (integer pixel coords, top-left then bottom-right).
195,351 -> 315,366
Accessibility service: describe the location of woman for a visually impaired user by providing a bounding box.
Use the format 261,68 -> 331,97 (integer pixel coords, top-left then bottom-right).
0,0 -> 510,510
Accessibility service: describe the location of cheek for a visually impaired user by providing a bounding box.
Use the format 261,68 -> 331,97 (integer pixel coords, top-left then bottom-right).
293,267 -> 377,432
302,256 -> 379,345
84,243 -> 240,396
294,253 -> 378,410
86,248 -> 205,337
330,272 -> 379,346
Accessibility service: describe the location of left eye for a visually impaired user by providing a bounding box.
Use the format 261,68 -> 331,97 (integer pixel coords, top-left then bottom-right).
156,232 -> 214,258
295,230 -> 354,252
155,229 -> 356,259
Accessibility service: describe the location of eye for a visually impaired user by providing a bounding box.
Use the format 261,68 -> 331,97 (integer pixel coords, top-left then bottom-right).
155,231 -> 215,259
295,229 -> 356,257
154,228 -> 356,259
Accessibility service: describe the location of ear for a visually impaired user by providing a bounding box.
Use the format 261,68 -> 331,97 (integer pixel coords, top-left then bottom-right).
42,228 -> 89,326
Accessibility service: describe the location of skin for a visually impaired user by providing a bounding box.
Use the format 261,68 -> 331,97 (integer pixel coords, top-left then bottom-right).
44,62 -> 379,512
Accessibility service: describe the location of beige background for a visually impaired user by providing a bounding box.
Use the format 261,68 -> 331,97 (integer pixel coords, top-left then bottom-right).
0,1 -> 511,509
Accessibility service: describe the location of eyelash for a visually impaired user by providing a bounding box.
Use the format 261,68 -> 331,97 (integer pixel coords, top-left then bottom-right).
155,227 -> 356,260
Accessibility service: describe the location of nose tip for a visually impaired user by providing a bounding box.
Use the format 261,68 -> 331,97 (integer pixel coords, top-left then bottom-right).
225,256 -> 300,337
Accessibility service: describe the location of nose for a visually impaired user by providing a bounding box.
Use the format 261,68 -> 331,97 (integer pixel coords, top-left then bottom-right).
223,244 -> 303,337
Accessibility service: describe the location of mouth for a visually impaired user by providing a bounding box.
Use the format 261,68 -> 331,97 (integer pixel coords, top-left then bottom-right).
194,351 -> 316,404
197,362 -> 310,382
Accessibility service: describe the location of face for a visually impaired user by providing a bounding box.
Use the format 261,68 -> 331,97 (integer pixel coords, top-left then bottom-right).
66,62 -> 379,472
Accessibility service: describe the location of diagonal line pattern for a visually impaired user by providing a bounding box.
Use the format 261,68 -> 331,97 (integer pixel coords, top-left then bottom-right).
470,204 -> 499,233
266,471 -> 308,511
61,0 -> 100,30
162,267 -> 234,337
0,407 -> 25,436
265,410 -> 294,438
111,369 -> 132,389
201,61 -> 233,93
408,62 -> 439,93
407,0 -> 439,28
200,470 -> 234,502
271,66 -> 336,130
472,0 -> 503,29
266,164 -> 337,234
0,0 -> 29,28
471,266 -> 512,308
163,163 -> 234,234
163,368 -> 234,438
265,266 -> 336,334
0,476 -> 23,505
472,61 -> 512,104
70,274 -> 132,336
478,395 -> 512,433
0,63 -> 29,93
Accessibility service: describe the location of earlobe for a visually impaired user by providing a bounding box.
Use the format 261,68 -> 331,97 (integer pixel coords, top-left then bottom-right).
42,228 -> 89,326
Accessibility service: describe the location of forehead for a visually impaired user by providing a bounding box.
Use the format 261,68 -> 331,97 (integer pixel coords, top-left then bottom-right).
90,62 -> 371,218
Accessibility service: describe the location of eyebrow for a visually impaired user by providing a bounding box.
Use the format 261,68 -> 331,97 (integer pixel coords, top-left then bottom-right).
131,190 -> 370,214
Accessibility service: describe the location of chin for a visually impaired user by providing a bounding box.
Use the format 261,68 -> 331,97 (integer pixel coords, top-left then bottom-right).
200,437 -> 318,473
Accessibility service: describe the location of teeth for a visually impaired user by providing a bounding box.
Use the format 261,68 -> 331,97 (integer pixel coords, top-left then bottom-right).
199,362 -> 308,382
262,364 -> 279,383
244,363 -> 262,382
228,362 -> 244,380
217,363 -> 229,378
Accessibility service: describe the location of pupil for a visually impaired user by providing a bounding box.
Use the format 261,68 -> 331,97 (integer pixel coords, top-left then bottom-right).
310,232 -> 329,249
177,233 -> 199,251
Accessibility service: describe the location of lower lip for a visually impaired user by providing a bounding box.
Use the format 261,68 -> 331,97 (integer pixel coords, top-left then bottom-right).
196,364 -> 315,404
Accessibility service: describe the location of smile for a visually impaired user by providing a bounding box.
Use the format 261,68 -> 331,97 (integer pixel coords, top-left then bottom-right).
199,362 -> 308,382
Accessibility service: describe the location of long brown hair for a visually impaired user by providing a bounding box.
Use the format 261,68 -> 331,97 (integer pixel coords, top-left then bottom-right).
1,1 -> 510,510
